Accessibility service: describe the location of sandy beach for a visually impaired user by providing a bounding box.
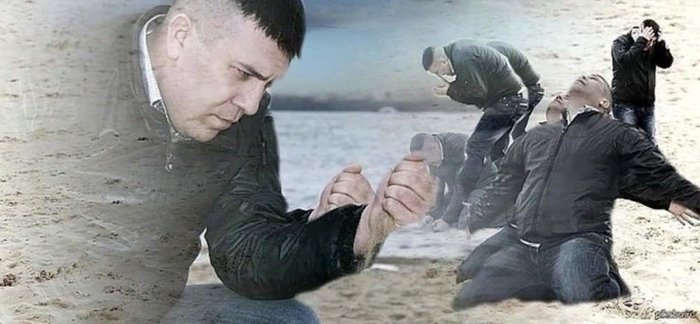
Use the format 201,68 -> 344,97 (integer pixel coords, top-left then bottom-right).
2,0 -> 700,323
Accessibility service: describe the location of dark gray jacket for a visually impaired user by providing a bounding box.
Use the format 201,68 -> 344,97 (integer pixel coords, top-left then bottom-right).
429,133 -> 467,220
469,112 -> 700,241
444,40 -> 523,109
487,41 -> 540,87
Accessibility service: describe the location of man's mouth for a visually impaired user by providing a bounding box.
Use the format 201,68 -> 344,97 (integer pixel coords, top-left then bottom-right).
213,116 -> 235,130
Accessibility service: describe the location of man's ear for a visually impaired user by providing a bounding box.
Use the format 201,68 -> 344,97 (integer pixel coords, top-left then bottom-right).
599,98 -> 611,114
165,13 -> 193,61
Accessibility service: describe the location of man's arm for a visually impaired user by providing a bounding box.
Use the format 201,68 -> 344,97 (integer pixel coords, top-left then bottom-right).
446,77 -> 487,107
617,127 -> 700,214
440,182 -> 465,224
653,39 -> 674,68
446,52 -> 488,107
429,177 -> 447,217
205,114 -> 368,300
611,36 -> 647,65
468,135 -> 527,232
618,172 -> 670,210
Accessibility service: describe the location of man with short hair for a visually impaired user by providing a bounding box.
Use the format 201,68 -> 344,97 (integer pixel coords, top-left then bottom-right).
410,132 -> 469,231
20,1 -> 434,322
422,40 -> 528,206
409,132 -> 500,232
611,19 -> 674,142
452,74 -> 700,309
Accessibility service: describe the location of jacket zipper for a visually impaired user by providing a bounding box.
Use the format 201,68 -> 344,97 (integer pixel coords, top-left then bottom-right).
258,117 -> 271,185
532,121 -> 571,236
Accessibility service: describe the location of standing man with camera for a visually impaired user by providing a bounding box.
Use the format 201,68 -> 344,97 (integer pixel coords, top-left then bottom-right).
611,19 -> 674,143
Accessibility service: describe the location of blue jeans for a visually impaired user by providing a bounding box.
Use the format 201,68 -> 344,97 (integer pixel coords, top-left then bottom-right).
162,284 -> 320,324
453,229 -> 625,309
612,102 -> 656,142
458,94 -> 529,200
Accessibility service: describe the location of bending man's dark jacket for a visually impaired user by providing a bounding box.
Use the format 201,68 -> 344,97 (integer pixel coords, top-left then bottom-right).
429,133 -> 468,219
133,6 -> 369,301
444,40 -> 523,109
487,41 -> 540,87
611,31 -> 674,106
469,112 -> 700,241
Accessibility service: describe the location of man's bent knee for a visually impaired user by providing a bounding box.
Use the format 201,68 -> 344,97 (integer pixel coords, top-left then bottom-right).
552,237 -> 621,304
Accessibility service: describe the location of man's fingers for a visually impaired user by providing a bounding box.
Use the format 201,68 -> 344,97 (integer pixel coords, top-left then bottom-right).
681,213 -> 697,226
331,182 -> 372,203
394,160 -> 430,174
341,164 -> 363,174
401,153 -> 428,164
336,172 -> 371,185
674,215 -> 687,226
387,171 -> 435,203
684,209 -> 700,220
384,185 -> 426,213
327,193 -> 358,207
681,214 -> 696,226
673,213 -> 697,226
381,197 -> 422,226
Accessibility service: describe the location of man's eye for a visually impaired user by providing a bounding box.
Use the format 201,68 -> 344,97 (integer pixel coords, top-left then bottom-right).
234,67 -> 251,80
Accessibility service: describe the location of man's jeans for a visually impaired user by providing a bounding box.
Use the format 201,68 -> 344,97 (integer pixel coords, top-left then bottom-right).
492,84 -> 545,161
458,94 -> 529,200
453,228 -> 624,309
613,102 -> 656,142
162,284 -> 320,324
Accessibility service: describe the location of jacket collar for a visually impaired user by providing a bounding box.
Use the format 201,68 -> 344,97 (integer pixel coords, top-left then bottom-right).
139,14 -> 165,112
563,105 -> 601,126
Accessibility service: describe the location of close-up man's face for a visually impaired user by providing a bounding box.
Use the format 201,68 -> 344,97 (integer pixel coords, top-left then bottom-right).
566,74 -> 610,107
163,16 -> 290,142
428,54 -> 453,77
421,137 -> 443,167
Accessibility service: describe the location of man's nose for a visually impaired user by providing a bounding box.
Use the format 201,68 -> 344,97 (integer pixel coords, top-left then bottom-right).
233,85 -> 266,116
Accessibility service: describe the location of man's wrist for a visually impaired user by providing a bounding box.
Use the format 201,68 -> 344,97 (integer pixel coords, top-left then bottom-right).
352,207 -> 389,266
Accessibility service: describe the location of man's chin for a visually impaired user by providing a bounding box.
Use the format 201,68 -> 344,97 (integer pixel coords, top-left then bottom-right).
188,129 -> 219,142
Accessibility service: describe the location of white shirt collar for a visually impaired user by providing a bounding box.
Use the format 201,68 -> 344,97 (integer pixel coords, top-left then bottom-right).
139,14 -> 190,142
139,14 -> 165,111
563,105 -> 601,125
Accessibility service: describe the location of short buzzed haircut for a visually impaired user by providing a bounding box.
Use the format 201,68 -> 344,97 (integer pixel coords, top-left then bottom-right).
422,47 -> 435,71
591,73 -> 613,106
642,19 -> 660,36
410,133 -> 429,152
171,0 -> 306,59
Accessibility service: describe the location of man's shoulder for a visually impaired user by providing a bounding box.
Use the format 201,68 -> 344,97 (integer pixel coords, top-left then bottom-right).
450,39 -> 492,57
613,33 -> 632,45
529,121 -> 563,135
486,41 -> 523,60
439,132 -> 468,142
